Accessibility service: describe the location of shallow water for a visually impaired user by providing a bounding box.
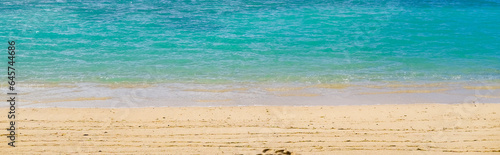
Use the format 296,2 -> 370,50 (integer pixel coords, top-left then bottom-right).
1,0 -> 499,85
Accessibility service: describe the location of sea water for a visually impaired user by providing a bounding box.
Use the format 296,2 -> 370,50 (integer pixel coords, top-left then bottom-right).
1,0 -> 500,85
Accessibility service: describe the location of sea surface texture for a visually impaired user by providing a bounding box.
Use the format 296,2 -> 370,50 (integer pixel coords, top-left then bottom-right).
1,0 -> 500,85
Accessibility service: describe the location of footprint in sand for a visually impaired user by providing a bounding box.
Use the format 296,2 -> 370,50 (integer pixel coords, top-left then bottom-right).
257,148 -> 293,155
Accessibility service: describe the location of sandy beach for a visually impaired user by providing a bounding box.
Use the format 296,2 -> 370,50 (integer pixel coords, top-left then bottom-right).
1,103 -> 499,154
3,0 -> 500,154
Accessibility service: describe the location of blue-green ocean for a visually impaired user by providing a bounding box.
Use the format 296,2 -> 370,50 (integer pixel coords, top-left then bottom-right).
2,0 -> 500,84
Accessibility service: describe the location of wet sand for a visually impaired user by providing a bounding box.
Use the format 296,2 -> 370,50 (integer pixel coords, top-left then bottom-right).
1,103 -> 499,154
15,82 -> 500,108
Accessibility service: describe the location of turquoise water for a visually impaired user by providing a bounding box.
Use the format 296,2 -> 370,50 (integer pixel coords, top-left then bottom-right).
2,0 -> 500,84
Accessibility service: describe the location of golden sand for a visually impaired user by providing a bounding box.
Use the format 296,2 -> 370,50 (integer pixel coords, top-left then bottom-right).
464,85 -> 500,90
1,103 -> 499,154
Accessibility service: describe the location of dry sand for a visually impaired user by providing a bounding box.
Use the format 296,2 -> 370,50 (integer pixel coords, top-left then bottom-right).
1,103 -> 499,154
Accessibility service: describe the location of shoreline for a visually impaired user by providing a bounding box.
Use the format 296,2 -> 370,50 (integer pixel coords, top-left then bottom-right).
3,81 -> 499,108
1,103 -> 499,154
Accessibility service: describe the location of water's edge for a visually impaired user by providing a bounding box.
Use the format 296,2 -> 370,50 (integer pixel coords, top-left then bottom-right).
5,81 -> 499,108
